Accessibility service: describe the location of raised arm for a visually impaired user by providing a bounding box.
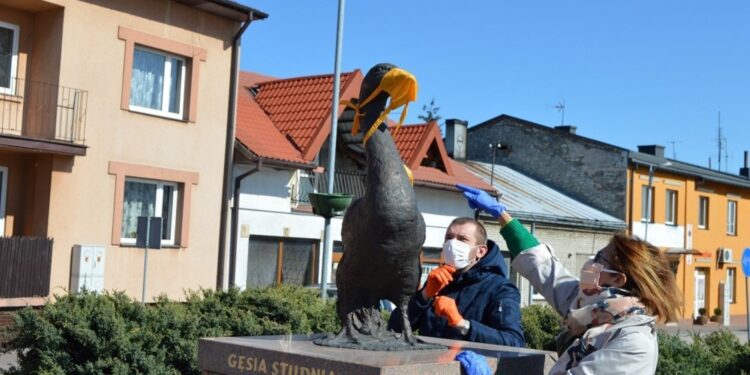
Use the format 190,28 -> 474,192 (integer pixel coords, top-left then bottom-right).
457,184 -> 580,316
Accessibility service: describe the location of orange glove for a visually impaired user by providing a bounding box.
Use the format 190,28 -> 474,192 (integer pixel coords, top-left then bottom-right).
434,296 -> 463,327
423,265 -> 455,299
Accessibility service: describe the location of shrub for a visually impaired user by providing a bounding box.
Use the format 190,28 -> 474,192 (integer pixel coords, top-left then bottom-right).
656,330 -> 750,375
698,307 -> 707,316
714,307 -> 722,316
520,304 -> 562,351
0,286 -> 338,375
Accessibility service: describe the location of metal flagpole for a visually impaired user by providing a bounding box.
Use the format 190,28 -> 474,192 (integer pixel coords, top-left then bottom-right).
321,0 -> 345,300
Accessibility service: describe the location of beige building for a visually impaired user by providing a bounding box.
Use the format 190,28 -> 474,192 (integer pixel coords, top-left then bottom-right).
0,0 -> 266,307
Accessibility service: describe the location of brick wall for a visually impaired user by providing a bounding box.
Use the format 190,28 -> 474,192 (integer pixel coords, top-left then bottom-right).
467,116 -> 629,220
0,312 -> 14,328
0,311 -> 16,343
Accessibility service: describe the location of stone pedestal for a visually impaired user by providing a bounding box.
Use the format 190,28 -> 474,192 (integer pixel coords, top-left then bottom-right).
198,334 -> 556,375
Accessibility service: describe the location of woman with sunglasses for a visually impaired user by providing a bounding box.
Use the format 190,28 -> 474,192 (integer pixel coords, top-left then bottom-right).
458,184 -> 681,375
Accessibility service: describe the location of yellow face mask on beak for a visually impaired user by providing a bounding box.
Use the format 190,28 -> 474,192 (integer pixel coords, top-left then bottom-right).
341,68 -> 418,145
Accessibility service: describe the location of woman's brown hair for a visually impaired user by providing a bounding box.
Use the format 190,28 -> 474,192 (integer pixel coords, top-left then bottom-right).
608,232 -> 682,323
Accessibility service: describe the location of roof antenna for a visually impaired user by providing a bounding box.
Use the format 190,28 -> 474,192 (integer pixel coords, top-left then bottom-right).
667,140 -> 682,159
554,100 -> 566,125
716,111 -> 727,171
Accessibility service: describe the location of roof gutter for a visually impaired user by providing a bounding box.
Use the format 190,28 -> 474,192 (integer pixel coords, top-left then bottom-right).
504,211 -> 626,231
216,11 -> 264,291
234,140 -> 317,170
414,180 -> 499,196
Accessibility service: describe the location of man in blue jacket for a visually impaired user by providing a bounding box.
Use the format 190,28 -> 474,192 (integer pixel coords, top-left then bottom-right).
388,217 -> 525,347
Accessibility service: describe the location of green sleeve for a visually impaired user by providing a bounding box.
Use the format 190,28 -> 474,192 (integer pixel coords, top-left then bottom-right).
500,219 -> 540,257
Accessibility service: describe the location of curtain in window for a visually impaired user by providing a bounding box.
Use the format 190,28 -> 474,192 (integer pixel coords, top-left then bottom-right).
131,49 -> 165,110
247,238 -> 279,287
121,181 -> 156,239
0,27 -> 14,88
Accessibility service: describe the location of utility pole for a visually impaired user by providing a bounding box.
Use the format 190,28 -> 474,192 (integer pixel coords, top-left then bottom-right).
320,0 -> 345,300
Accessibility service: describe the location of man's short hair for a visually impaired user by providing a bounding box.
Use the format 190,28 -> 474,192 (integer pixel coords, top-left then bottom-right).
448,217 -> 488,245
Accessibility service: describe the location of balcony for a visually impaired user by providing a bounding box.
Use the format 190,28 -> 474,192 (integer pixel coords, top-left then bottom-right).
291,170 -> 366,205
0,76 -> 88,156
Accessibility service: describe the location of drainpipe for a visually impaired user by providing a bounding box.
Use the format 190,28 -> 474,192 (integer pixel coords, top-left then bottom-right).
228,159 -> 262,288
217,13 -> 258,291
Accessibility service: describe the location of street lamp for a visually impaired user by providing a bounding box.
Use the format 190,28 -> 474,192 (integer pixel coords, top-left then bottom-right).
643,161 -> 672,241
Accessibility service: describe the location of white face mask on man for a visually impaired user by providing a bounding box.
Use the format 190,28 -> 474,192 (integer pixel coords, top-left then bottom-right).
442,239 -> 477,270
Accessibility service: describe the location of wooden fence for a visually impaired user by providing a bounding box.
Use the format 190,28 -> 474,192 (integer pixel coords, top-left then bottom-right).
0,237 -> 53,298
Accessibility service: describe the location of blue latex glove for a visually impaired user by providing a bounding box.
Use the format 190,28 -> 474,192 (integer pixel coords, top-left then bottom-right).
455,350 -> 492,375
457,184 -> 506,218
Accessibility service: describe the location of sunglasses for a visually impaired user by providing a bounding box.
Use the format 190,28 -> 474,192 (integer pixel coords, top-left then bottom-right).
592,250 -> 622,274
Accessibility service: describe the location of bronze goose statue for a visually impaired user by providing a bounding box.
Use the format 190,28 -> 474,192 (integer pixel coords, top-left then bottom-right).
315,63 -> 439,350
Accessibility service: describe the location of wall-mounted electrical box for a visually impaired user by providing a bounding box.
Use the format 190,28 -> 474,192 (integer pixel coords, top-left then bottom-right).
70,245 -> 106,293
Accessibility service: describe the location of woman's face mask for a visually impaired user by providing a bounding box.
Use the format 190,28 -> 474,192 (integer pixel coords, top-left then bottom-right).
442,239 -> 477,270
579,259 -> 622,291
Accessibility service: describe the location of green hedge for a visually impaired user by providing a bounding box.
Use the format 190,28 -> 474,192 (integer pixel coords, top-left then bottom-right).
2,290 -> 749,374
520,303 -> 562,351
0,286 -> 338,375
656,330 -> 750,375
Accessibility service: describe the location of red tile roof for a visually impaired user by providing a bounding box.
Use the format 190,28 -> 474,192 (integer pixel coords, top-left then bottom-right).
236,72 -> 308,165
392,123 -> 428,163
252,71 -> 362,160
413,160 -> 495,193
392,122 -> 495,193
235,69 -> 492,192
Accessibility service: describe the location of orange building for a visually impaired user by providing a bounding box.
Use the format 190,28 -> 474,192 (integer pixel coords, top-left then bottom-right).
630,147 -> 748,322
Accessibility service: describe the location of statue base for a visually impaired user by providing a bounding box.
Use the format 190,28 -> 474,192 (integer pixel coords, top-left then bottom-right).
198,334 -> 556,375
312,331 -> 445,351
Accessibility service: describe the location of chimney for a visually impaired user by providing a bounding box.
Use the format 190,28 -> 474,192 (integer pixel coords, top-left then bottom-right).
740,151 -> 749,179
638,145 -> 665,158
554,125 -> 577,135
445,119 -> 468,161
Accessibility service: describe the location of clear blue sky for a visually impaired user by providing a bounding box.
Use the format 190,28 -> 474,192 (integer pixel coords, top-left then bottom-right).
238,1 -> 750,174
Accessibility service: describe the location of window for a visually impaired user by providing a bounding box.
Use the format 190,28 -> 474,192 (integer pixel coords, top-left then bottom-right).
0,21 -> 19,95
665,190 -> 677,225
120,178 -> 178,246
246,236 -> 318,287
420,247 -> 442,287
698,196 -> 709,229
727,268 -> 736,304
0,166 -> 6,234
727,200 -> 737,235
119,27 -> 207,123
421,247 -> 442,264
331,241 -> 344,284
129,46 -> 186,119
641,185 -> 654,222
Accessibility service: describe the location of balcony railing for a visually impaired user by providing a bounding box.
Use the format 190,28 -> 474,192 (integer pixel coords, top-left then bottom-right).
291,169 -> 367,205
0,236 -> 53,298
0,77 -> 88,144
